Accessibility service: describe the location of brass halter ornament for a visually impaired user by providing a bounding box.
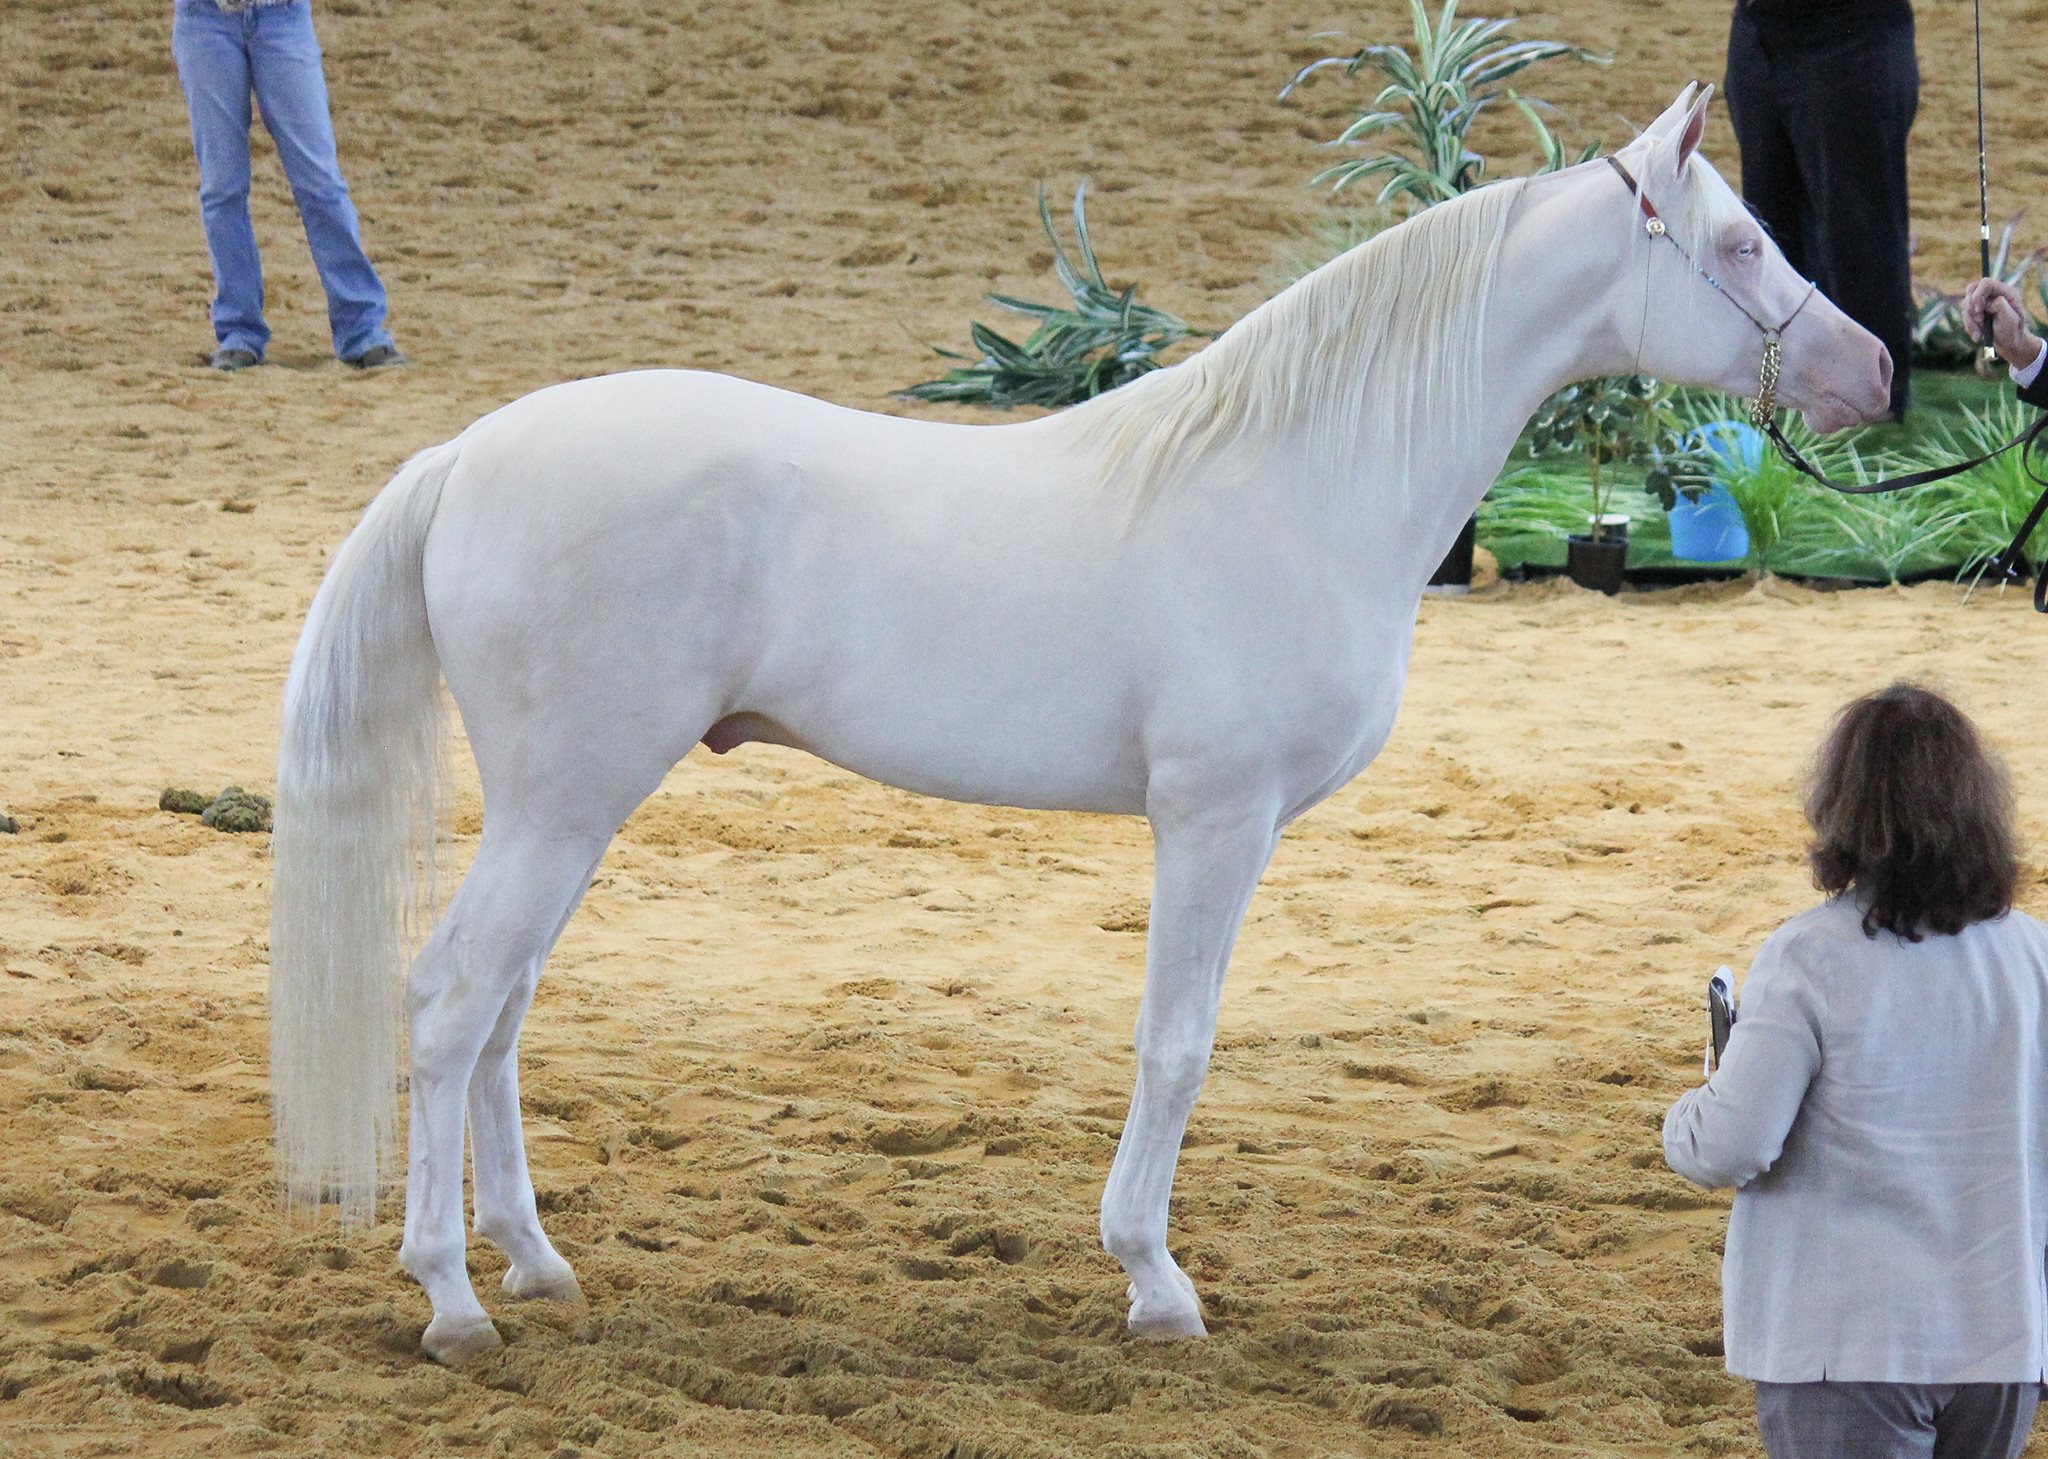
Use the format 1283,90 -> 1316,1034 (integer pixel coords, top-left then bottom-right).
1604,154 -> 1813,429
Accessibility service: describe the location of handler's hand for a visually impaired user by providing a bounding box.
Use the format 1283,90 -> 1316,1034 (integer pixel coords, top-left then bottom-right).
1962,277 -> 2045,371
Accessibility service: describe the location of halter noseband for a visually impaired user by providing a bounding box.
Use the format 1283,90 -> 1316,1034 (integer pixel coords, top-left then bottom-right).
1605,155 -> 1816,427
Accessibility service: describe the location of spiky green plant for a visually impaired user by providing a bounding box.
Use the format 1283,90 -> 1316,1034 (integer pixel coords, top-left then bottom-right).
1921,395 -> 2048,571
1779,495 -> 1967,584
1770,437 -> 1969,583
1475,463 -> 1592,540
1510,93 -> 1600,176
899,182 -> 1202,409
1279,0 -> 1605,210
1662,393 -> 1835,572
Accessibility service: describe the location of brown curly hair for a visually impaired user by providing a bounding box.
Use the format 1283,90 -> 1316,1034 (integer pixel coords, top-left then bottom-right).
1806,683 -> 2019,941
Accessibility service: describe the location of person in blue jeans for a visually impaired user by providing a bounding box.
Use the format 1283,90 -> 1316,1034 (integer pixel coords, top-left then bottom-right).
171,0 -> 403,371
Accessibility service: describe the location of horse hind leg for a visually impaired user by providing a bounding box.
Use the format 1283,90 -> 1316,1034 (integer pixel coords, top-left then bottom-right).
397,815 -> 615,1364
469,936 -> 588,1305
465,818 -> 614,1300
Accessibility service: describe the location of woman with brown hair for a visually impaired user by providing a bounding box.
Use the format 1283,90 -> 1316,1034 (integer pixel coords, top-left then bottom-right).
1664,683 -> 2048,1459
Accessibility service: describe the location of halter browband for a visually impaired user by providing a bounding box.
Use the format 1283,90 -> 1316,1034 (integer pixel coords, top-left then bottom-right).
1605,155 -> 1815,427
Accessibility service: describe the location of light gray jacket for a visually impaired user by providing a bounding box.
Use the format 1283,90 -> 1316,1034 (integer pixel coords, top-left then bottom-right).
1664,895 -> 2048,1383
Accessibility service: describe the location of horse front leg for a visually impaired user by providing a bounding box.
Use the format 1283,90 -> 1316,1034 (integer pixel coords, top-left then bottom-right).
1100,805 -> 1278,1338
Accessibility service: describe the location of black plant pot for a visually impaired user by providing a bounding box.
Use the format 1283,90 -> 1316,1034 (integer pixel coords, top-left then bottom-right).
1566,533 -> 1628,595
1427,513 -> 1478,591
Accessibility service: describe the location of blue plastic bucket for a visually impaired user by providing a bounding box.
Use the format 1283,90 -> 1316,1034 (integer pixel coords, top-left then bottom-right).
1668,483 -> 1749,562
1694,419 -> 1765,473
1667,420 -> 1756,563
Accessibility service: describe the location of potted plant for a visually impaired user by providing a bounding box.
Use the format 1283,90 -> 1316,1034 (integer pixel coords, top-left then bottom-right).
1528,376 -> 1713,593
1281,0 -> 1603,590
900,182 -> 1203,409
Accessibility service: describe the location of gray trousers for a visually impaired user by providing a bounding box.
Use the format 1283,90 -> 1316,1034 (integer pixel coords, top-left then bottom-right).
1756,1381 -> 2042,1459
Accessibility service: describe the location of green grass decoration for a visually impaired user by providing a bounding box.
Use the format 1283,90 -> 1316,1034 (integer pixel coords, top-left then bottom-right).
1788,495 -> 1970,585
1280,0 -> 1604,210
1670,397 -> 1814,572
1772,435 -> 1971,584
899,183 -> 1202,409
1483,382 -> 2037,584
1921,395 -> 2048,571
1474,464 -> 1594,541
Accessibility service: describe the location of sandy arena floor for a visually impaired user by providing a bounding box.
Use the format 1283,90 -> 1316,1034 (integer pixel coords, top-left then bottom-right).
5,2 -> 2048,1456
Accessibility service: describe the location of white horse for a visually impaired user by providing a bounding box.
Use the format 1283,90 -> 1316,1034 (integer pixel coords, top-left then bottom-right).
270,85 -> 1889,1363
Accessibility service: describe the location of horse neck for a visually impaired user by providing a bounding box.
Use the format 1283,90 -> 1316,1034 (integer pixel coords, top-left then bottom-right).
1281,167 -> 1640,564
1483,164 -> 1645,424
1059,170 -> 1642,584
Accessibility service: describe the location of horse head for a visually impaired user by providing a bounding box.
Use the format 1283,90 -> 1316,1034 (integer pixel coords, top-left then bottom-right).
1608,84 -> 1893,432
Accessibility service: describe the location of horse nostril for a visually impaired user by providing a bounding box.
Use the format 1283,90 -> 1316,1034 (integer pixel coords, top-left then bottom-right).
1876,345 -> 1894,394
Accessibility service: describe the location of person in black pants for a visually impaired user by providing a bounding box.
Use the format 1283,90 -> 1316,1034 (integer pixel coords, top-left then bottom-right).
1725,0 -> 1917,419
1963,278 -> 2048,409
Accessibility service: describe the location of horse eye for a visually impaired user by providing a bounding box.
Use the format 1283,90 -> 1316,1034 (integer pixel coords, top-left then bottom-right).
1736,239 -> 1758,259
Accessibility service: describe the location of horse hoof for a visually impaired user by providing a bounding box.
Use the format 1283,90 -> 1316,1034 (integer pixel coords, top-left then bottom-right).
1126,1296 -> 1208,1339
421,1314 -> 503,1365
502,1265 -> 584,1303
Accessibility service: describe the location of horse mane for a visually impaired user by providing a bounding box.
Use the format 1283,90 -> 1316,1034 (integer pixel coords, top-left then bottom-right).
1065,179 -> 1525,515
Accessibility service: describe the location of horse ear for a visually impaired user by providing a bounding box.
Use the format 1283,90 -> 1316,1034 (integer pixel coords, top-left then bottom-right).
1674,83 -> 1714,173
1644,82 -> 1700,139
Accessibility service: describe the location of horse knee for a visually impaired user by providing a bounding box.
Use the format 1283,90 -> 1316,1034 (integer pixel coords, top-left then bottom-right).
1100,1208 -> 1156,1264
1135,1040 -> 1210,1107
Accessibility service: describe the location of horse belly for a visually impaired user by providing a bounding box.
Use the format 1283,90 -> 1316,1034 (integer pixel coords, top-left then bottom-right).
708,680 -> 1150,815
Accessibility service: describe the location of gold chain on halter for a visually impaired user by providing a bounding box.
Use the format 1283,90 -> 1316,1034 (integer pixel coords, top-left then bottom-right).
1750,334 -> 1782,428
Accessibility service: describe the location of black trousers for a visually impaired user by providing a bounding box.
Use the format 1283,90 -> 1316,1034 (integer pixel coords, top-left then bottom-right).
1725,8 -> 1918,418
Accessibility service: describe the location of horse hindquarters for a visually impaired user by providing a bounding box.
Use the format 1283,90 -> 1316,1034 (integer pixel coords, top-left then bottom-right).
397,441 -> 743,1360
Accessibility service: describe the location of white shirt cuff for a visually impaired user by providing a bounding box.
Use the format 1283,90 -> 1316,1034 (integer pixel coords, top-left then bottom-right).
2013,337 -> 2048,389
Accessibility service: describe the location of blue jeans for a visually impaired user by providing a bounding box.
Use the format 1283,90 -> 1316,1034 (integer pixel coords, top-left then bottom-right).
171,0 -> 394,361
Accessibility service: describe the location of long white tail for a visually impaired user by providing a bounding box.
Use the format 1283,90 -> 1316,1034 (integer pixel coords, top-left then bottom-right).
271,443 -> 459,1223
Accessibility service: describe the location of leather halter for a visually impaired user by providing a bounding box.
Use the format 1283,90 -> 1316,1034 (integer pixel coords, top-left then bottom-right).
1605,155 -> 1815,427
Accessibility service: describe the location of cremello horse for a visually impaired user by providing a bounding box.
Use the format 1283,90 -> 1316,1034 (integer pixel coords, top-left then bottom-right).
270,86 -> 1889,1363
